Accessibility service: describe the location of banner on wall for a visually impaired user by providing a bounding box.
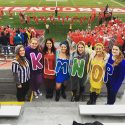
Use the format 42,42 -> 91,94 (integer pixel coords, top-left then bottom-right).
0,7 -> 125,13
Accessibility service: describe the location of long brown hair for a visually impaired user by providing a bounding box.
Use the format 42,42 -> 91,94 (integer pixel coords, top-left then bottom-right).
77,41 -> 85,55
15,47 -> 27,67
42,38 -> 56,54
60,40 -> 70,58
113,50 -> 124,66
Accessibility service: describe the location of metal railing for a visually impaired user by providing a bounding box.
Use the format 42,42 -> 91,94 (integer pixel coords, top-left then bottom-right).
0,45 -> 15,54
0,45 -> 15,61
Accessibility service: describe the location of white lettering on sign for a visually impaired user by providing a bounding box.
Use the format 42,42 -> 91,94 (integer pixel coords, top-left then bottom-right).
27,7 -> 44,12
78,8 -> 92,12
3,7 -> 12,11
113,8 -> 125,13
12,7 -> 28,12
62,7 -> 77,12
45,7 -> 57,11
0,7 -> 125,13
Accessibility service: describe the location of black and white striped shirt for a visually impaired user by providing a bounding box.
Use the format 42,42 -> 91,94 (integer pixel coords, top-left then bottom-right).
12,58 -> 30,83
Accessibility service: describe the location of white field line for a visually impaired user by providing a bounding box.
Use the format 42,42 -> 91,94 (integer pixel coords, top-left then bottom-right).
97,2 -> 102,5
37,0 -> 42,6
70,0 -> 75,6
111,0 -> 125,7
46,0 -> 68,1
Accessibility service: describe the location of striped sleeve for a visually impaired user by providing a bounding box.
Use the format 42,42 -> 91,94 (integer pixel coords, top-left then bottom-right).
12,59 -> 30,83
12,62 -> 19,73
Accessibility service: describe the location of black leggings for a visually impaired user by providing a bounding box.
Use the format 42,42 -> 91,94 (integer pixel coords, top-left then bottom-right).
44,78 -> 55,90
106,83 -> 117,104
16,81 -> 29,101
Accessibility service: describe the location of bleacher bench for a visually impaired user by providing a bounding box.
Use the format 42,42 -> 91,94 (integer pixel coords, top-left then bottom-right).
0,105 -> 21,117
0,124 -> 11,125
79,105 -> 125,116
103,123 -> 125,125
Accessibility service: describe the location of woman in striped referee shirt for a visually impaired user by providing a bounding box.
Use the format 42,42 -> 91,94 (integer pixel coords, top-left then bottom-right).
12,45 -> 30,101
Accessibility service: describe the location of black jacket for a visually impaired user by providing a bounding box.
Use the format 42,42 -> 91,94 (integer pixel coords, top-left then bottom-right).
73,121 -> 103,125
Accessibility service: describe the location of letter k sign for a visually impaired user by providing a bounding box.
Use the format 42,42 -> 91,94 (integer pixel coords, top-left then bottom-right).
30,53 -> 43,70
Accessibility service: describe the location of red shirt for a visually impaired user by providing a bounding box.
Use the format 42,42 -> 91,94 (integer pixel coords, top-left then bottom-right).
43,53 -> 56,79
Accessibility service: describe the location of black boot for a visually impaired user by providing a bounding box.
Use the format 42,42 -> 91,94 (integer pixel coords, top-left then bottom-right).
92,92 -> 98,105
71,89 -> 77,102
71,87 -> 84,102
79,86 -> 85,101
75,95 -> 80,102
49,88 -> 54,98
55,89 -> 60,101
73,121 -> 84,125
87,93 -> 93,105
61,84 -> 66,99
46,88 -> 50,99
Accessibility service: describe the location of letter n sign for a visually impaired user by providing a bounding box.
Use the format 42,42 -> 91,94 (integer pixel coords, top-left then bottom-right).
71,58 -> 85,78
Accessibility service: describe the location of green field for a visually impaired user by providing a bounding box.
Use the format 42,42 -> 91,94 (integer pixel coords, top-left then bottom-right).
0,0 -> 125,41
0,0 -> 125,7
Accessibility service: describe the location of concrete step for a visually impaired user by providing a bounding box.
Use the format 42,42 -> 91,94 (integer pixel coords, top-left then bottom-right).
0,88 -> 16,95
0,78 -> 14,83
0,69 -> 14,83
24,101 -> 81,107
0,82 -> 16,94
0,67 -> 15,94
0,102 -> 82,125
0,69 -> 13,78
0,101 -> 125,125
0,105 -> 21,117
0,90 -> 125,106
79,105 -> 125,116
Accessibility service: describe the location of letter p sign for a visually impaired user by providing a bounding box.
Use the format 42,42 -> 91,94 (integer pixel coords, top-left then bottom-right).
104,63 -> 113,83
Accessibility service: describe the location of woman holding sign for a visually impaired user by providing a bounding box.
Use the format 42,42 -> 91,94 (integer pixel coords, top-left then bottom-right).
55,41 -> 70,101
43,38 -> 56,99
25,38 -> 43,98
87,43 -> 108,105
70,41 -> 89,102
104,44 -> 125,104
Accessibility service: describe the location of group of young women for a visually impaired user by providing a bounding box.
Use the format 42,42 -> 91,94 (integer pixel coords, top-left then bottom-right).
12,37 -> 125,105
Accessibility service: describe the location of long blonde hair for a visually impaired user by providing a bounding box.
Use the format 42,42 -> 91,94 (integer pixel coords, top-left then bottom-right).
29,37 -> 41,51
87,43 -> 105,74
95,43 -> 105,59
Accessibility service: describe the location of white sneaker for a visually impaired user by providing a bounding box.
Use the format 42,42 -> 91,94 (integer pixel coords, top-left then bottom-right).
37,90 -> 42,96
39,93 -> 42,96
34,91 -> 39,99
35,95 -> 39,99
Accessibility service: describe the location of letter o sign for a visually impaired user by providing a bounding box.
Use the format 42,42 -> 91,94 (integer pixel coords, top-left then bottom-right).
92,65 -> 103,82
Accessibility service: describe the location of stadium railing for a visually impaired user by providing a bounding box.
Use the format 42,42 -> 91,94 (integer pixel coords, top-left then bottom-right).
0,45 -> 15,60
